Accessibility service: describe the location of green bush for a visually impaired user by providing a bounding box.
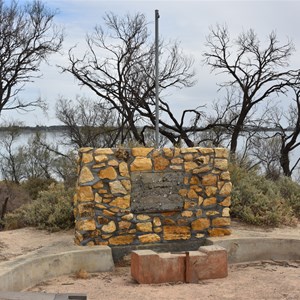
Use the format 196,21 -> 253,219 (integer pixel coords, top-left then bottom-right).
230,164 -> 298,226
21,177 -> 56,200
277,176 -> 300,218
3,183 -> 75,232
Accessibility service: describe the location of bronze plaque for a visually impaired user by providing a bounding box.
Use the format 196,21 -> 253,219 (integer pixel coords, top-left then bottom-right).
131,171 -> 185,213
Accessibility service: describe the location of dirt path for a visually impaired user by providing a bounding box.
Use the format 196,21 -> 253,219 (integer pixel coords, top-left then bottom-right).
26,261 -> 300,300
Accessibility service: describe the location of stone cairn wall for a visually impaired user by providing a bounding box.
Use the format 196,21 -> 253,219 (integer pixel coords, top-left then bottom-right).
74,147 -> 232,246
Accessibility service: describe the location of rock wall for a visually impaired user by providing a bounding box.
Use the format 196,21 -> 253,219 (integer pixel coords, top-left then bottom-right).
74,147 -> 232,246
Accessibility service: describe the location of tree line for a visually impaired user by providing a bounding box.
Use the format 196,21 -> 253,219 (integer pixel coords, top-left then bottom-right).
1,0 -> 300,182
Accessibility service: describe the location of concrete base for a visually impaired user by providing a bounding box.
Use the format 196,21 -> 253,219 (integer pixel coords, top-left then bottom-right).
111,239 -> 206,262
0,246 -> 114,292
206,237 -> 300,263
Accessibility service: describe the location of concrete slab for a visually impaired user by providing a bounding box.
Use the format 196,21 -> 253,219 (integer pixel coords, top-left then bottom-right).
0,246 -> 114,292
205,237 -> 300,263
0,292 -> 87,300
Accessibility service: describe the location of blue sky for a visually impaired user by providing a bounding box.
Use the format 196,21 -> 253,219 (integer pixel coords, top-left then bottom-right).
2,0 -> 300,126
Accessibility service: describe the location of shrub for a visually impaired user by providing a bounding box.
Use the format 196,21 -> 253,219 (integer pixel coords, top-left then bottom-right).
230,164 -> 297,226
3,183 -> 75,231
21,177 -> 56,200
277,176 -> 300,218
0,181 -> 31,228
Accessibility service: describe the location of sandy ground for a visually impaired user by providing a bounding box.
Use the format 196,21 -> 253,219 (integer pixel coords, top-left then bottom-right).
0,221 -> 299,300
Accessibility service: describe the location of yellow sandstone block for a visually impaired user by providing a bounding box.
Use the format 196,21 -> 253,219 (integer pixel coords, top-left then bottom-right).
222,208 -> 230,217
103,209 -> 115,217
191,218 -> 210,231
108,159 -> 119,166
119,162 -> 129,177
101,221 -> 117,233
136,222 -> 153,232
170,165 -> 183,170
108,235 -> 134,245
181,210 -> 193,217
78,166 -> 94,184
220,182 -> 232,196
130,157 -> 152,171
192,165 -> 212,174
219,196 -> 231,206
109,181 -> 127,195
208,228 -> 231,237
121,213 -> 134,221
153,217 -> 161,227
163,225 -> 191,240
131,147 -> 153,157
184,161 -> 198,172
94,193 -> 102,203
137,214 -> 151,221
180,148 -> 198,153
76,219 -> 96,231
118,221 -> 131,230
171,157 -> 184,164
187,189 -> 198,199
203,197 -> 217,206
179,189 -> 188,197
154,156 -> 170,170
138,233 -> 160,244
212,217 -> 231,227
163,148 -> 174,157
81,152 -> 93,164
201,174 -> 217,186
94,148 -> 114,155
220,171 -> 231,181
190,176 -> 200,184
94,155 -> 108,163
205,186 -> 218,197
121,179 -> 131,191
154,227 -> 162,233
214,159 -> 228,171
77,186 -> 94,202
184,200 -> 196,209
99,166 -> 117,180
109,195 -> 130,209
198,148 -> 214,155
79,147 -> 93,153
183,154 -> 194,161
214,148 -> 229,158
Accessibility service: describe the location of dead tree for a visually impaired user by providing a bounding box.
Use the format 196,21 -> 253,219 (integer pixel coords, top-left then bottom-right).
203,25 -> 297,154
0,0 -> 63,114
62,12 -> 209,147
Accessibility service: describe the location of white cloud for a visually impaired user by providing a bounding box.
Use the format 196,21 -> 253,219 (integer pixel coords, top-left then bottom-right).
2,0 -> 300,125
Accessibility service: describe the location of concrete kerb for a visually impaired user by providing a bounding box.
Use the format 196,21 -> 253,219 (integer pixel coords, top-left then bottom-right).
0,246 -> 114,292
205,237 -> 300,263
1,236 -> 300,292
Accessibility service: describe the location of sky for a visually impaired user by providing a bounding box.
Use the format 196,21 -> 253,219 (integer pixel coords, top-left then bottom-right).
2,0 -> 300,126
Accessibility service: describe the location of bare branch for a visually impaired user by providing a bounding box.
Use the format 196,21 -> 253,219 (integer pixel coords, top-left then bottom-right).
0,0 -> 63,115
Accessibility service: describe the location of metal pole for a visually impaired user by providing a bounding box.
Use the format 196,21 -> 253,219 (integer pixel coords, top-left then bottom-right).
155,9 -> 160,148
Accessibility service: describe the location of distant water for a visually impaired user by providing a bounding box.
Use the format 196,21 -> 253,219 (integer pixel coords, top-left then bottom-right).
0,127 -> 71,152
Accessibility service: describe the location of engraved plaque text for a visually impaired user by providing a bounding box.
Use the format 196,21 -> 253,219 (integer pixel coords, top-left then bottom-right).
131,171 -> 185,213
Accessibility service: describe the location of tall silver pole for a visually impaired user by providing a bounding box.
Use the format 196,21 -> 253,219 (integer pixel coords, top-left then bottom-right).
155,9 -> 160,148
